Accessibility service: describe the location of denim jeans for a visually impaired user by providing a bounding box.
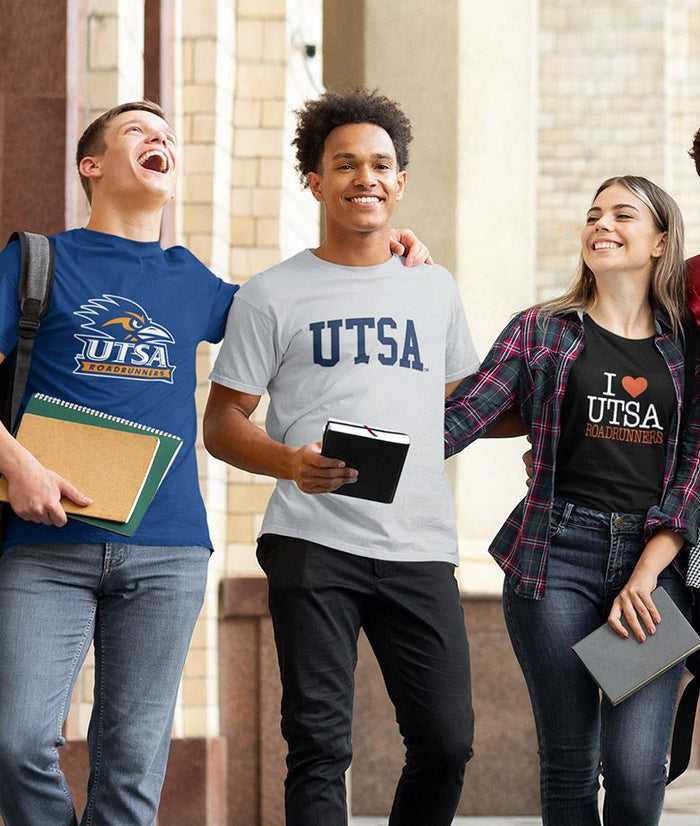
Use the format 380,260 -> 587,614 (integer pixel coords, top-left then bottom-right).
257,534 -> 474,826
503,499 -> 692,826
0,542 -> 209,826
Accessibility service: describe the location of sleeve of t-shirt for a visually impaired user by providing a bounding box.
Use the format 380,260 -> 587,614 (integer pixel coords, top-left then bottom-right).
209,286 -> 279,396
201,271 -> 239,344
444,274 -> 480,382
0,239 -> 22,356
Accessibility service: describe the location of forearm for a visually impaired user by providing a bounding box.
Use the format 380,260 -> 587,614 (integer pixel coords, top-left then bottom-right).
444,317 -> 524,457
608,528 -> 684,640
203,405 -> 296,480
634,528 -> 684,579
204,385 -> 358,495
0,419 -> 39,481
483,408 -> 527,438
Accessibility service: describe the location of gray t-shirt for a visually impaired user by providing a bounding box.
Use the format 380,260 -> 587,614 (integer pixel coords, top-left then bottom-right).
210,250 -> 479,563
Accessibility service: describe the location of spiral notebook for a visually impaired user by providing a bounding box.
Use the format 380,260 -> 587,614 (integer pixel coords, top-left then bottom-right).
0,394 -> 182,536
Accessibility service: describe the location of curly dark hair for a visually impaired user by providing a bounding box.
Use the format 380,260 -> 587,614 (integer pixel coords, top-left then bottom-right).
292,89 -> 413,186
690,126 -> 700,178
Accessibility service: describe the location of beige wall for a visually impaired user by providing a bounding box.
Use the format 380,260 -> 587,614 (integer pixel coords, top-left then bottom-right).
537,1 -> 700,300
450,0 -> 539,592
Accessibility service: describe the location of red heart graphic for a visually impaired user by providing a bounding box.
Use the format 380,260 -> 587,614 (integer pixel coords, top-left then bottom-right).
622,376 -> 647,398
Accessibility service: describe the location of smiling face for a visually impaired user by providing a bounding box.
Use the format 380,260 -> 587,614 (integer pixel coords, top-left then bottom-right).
78,109 -> 179,206
581,182 -> 667,283
307,122 -> 406,241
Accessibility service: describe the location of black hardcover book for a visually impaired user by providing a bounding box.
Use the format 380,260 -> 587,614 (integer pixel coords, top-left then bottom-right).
572,586 -> 700,706
321,419 -> 410,504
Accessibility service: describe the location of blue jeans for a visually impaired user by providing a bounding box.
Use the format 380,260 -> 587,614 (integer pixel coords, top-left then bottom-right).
503,500 -> 692,826
257,535 -> 474,826
0,542 -> 209,826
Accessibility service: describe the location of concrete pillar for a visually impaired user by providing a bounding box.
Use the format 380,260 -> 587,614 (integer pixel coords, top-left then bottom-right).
452,0 -> 538,591
0,0 -> 87,239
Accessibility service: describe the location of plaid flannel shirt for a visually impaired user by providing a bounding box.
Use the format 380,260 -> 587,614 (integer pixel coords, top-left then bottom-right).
444,307 -> 700,599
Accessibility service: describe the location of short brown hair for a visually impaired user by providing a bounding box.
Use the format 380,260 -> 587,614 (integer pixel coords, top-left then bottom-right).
76,100 -> 168,201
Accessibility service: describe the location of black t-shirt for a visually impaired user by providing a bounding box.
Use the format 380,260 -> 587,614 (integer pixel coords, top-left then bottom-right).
554,315 -> 675,513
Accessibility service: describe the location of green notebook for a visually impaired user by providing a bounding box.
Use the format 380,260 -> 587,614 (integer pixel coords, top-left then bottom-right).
23,394 -> 182,536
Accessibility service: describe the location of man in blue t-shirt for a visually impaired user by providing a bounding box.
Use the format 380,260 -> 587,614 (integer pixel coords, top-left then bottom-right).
0,100 -> 430,826
0,100 -> 237,826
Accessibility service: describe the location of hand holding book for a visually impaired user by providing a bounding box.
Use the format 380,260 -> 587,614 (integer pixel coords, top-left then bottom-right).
288,441 -> 359,495
0,394 -> 182,536
607,528 -> 686,642
572,587 -> 700,705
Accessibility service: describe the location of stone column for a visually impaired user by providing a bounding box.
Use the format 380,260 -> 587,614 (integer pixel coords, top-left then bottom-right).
0,0 -> 87,239
451,0 -> 538,591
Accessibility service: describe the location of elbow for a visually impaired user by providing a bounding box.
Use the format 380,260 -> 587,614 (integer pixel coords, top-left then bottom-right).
202,416 -> 226,461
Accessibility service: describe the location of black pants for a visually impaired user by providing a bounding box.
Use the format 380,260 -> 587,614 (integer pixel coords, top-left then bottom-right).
257,534 -> 474,826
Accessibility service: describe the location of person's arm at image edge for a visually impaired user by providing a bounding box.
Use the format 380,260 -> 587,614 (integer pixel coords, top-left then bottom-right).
0,354 -> 90,525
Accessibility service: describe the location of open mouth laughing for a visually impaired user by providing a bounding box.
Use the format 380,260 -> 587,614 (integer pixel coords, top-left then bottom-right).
138,149 -> 169,173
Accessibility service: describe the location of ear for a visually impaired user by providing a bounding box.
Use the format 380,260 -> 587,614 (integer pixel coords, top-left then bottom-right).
78,156 -> 103,183
395,170 -> 407,202
651,231 -> 667,258
307,171 -> 324,203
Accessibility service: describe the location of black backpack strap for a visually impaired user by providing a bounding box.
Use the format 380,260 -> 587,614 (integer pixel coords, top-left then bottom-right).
7,231 -> 54,431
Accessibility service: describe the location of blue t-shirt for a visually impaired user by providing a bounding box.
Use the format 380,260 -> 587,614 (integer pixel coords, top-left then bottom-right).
0,228 -> 238,549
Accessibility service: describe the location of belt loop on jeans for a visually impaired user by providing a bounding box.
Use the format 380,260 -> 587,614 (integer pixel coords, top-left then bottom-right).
563,501 -> 574,524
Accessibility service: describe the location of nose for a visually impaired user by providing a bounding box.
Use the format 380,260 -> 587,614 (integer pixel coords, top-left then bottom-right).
148,129 -> 168,146
593,214 -> 613,231
354,164 -> 377,187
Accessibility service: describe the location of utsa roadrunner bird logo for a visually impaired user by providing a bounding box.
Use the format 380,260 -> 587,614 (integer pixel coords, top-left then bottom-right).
73,295 -> 176,382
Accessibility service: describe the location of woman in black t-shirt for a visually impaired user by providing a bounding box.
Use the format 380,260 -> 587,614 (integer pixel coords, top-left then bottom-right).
444,175 -> 700,826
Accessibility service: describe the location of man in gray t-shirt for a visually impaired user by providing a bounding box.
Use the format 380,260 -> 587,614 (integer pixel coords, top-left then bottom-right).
204,89 -> 478,826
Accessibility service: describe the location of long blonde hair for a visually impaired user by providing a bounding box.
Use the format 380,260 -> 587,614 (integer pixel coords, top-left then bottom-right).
538,175 -> 688,334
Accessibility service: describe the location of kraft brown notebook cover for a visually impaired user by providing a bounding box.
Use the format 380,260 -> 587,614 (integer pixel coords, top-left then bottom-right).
0,412 -> 160,522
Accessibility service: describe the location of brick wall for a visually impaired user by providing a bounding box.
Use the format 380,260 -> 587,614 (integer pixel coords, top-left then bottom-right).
537,0 -> 700,301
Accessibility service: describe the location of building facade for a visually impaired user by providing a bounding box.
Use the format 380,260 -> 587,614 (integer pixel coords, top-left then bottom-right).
2,0 -> 700,821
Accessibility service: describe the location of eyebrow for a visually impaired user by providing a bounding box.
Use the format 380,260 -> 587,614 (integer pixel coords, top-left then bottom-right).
587,203 -> 640,214
331,152 -> 394,161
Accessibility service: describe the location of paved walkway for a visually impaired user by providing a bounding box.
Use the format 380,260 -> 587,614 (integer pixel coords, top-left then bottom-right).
349,769 -> 700,825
